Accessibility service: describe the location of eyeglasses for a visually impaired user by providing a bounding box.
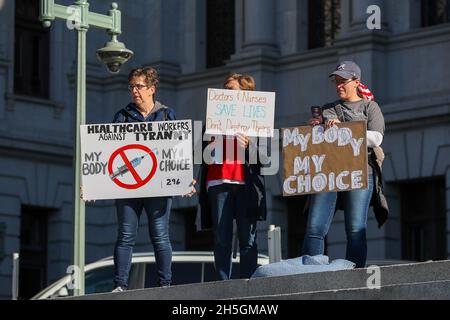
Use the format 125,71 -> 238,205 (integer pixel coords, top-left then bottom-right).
128,84 -> 148,91
330,78 -> 356,86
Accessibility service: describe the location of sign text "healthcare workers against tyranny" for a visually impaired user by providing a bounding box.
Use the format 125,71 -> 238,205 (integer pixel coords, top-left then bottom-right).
80,120 -> 193,200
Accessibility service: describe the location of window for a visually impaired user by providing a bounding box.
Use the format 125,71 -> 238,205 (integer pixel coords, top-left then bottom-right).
206,0 -> 235,68
400,178 -> 446,262
19,206 -> 49,299
14,0 -> 50,98
308,0 -> 341,49
422,0 -> 450,27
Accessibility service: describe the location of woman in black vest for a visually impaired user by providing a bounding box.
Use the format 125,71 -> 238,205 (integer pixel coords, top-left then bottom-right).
196,73 -> 267,280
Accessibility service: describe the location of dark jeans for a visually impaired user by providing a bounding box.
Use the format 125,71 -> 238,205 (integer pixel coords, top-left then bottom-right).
302,174 -> 374,268
208,184 -> 258,280
114,197 -> 172,288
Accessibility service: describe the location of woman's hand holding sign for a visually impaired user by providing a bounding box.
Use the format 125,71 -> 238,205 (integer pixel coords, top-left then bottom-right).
183,179 -> 197,198
308,118 -> 341,128
236,132 -> 249,149
80,186 -> 95,203
325,119 -> 341,128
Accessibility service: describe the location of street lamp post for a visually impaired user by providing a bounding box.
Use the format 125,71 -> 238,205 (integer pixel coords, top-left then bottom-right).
39,0 -> 133,296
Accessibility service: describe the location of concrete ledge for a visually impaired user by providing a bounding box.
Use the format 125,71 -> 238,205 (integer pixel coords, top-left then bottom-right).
248,280 -> 450,300
66,260 -> 450,300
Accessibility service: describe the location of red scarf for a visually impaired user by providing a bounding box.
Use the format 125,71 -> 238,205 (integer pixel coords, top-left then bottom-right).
358,83 -> 375,101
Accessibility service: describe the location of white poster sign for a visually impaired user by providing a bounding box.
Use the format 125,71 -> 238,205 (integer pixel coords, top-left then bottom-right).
80,120 -> 193,200
205,88 -> 275,137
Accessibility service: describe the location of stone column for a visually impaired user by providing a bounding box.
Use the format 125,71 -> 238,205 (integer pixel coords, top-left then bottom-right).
277,0 -> 308,55
180,0 -> 206,73
229,0 -> 279,98
335,0 -> 390,102
384,0 -> 422,34
337,0 -> 352,39
142,0 -> 181,77
237,0 -> 278,55
138,0 -> 182,108
348,0 -> 389,33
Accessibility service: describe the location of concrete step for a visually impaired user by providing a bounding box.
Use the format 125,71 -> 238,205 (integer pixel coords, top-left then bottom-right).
68,260 -> 450,300
241,280 -> 450,300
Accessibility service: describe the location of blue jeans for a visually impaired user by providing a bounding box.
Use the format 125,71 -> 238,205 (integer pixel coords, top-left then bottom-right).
302,174 -> 374,268
114,197 -> 172,288
208,184 -> 258,280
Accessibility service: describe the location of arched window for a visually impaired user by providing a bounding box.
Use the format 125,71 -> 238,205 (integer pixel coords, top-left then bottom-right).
308,0 -> 341,49
206,0 -> 235,68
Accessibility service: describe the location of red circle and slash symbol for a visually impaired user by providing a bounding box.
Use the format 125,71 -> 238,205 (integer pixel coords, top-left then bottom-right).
108,144 -> 157,190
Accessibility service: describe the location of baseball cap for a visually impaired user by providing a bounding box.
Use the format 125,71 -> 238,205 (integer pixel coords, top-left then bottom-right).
329,61 -> 361,79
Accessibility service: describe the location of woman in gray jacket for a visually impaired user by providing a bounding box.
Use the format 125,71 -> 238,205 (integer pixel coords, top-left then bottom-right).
302,61 -> 387,268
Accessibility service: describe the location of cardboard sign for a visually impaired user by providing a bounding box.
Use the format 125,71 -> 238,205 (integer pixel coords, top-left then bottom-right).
80,120 -> 193,200
205,88 -> 275,137
282,121 -> 368,196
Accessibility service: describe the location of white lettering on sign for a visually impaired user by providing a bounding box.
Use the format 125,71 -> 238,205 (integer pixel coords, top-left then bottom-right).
282,171 -> 366,195
294,156 -> 310,175
282,122 -> 368,196
311,154 -> 326,173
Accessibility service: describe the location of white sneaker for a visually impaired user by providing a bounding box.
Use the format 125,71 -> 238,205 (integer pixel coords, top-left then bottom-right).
112,286 -> 125,292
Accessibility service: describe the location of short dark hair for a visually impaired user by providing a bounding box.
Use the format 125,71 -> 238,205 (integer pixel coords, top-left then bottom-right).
128,66 -> 160,87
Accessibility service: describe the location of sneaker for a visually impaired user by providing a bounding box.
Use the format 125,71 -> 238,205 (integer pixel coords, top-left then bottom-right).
111,286 -> 126,292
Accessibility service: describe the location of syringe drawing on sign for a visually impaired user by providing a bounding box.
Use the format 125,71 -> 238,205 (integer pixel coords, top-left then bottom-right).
109,150 -> 156,181
107,145 -> 158,190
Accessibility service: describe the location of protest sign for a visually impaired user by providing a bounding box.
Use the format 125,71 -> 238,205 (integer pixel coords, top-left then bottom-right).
282,121 -> 368,196
80,120 -> 193,200
205,88 -> 275,137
